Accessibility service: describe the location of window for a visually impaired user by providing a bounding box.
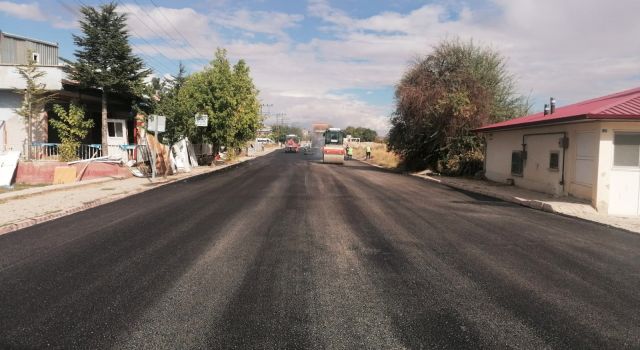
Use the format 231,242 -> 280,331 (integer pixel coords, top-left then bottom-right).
511,151 -> 523,176
613,133 -> 640,167
549,151 -> 559,170
31,52 -> 40,64
107,122 -> 123,138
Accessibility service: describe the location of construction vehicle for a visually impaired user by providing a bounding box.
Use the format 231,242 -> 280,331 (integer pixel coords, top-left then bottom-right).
284,134 -> 300,153
322,128 -> 345,164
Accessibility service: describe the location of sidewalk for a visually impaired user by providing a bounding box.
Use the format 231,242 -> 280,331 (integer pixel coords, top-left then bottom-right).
355,157 -> 640,234
411,171 -> 640,234
0,148 -> 277,235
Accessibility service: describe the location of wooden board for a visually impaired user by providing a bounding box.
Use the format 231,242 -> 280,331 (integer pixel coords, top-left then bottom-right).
53,166 -> 76,185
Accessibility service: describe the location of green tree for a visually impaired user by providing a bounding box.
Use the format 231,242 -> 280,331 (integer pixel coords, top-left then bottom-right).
50,103 -> 95,161
272,125 -> 302,143
15,52 -> 53,160
344,126 -> 378,142
231,59 -> 261,144
158,63 -> 193,145
388,38 -> 529,173
178,49 -> 260,153
61,2 -> 150,156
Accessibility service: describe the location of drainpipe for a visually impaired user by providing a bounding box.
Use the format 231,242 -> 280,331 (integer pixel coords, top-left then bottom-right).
522,132 -> 568,190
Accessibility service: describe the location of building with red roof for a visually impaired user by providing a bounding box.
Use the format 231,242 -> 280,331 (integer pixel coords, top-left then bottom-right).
475,86 -> 640,216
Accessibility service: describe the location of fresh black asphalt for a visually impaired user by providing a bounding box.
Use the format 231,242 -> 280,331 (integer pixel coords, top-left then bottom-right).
0,150 -> 639,349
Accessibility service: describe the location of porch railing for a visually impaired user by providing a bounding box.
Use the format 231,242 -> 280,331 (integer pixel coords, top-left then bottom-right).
0,143 -> 142,162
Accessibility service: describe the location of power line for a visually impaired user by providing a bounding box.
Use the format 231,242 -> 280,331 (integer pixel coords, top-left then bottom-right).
146,0 -> 211,62
114,0 -> 195,73
129,0 -> 209,67
70,0 -> 177,74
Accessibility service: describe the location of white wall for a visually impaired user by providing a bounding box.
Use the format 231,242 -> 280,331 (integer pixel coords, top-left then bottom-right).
0,65 -> 63,90
595,122 -> 640,214
0,90 -> 47,153
484,122 -> 600,202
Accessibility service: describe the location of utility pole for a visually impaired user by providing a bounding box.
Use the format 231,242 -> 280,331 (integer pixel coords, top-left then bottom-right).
260,103 -> 273,122
273,112 -> 286,139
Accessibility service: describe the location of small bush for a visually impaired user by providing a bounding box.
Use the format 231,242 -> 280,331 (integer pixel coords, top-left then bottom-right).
58,142 -> 80,162
437,136 -> 484,176
50,103 -> 94,162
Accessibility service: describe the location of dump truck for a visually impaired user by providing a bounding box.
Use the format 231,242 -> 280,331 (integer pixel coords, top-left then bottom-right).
284,134 -> 300,153
322,128 -> 345,164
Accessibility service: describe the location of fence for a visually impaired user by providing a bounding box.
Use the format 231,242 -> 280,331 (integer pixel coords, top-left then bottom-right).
0,143 -> 144,162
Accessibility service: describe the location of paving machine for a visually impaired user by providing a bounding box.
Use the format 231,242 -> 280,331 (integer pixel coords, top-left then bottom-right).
322,128 -> 345,164
284,134 -> 300,153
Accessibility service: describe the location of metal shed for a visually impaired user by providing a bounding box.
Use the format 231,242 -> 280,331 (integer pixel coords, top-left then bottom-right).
0,31 -> 59,66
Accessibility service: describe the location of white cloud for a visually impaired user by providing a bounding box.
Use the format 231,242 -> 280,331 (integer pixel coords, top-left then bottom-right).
0,1 -> 46,21
213,10 -> 304,40
0,1 -> 76,29
108,1 -> 640,134
118,3 -> 216,60
303,0 -> 640,117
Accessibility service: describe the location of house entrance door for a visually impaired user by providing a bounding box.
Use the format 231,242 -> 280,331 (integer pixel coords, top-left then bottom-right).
107,119 -> 128,160
609,132 -> 640,216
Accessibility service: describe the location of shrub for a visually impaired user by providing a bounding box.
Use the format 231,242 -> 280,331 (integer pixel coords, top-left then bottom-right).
50,103 -> 94,162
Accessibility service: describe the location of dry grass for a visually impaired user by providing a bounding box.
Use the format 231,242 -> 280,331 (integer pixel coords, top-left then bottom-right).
349,142 -> 401,169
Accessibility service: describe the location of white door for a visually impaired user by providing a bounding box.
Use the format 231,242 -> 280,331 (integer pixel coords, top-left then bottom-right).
575,132 -> 596,186
107,119 -> 128,159
609,132 -> 640,216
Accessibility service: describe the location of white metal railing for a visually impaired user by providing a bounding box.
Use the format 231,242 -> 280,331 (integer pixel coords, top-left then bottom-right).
0,143 -> 141,161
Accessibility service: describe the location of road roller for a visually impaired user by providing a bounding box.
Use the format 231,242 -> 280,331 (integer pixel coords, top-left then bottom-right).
322,127 -> 345,164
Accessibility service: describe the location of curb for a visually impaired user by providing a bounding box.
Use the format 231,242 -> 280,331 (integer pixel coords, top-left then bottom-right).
0,176 -> 122,202
353,158 -> 557,213
413,174 -> 556,213
409,173 -> 640,235
0,152 -> 269,236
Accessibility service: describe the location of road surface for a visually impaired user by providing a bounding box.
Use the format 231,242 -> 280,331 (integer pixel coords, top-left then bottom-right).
1,151 -> 639,349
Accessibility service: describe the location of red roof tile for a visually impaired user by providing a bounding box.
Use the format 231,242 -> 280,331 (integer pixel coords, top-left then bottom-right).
476,86 -> 640,131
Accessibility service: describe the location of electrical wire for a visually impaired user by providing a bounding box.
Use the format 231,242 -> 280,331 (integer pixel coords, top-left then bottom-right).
129,0 -> 208,66
146,0 -> 211,62
71,0 -> 180,74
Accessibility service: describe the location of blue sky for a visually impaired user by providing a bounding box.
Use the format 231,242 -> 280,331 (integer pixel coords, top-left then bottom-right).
1,0 -> 639,133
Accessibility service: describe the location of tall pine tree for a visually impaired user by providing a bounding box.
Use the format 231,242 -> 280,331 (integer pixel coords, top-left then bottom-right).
61,2 -> 149,155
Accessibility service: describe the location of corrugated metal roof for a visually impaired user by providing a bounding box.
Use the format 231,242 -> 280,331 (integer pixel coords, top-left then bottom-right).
476,86 -> 640,131
0,31 -> 58,47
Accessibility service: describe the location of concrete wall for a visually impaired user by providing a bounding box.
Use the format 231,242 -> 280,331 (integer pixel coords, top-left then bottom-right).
484,121 -> 601,204
16,161 -> 131,185
0,65 -> 63,90
0,90 -> 48,153
595,121 -> 640,214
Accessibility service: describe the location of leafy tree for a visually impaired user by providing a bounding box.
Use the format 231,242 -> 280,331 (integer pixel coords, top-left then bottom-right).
15,52 -> 53,160
231,59 -> 261,144
344,126 -> 378,142
388,38 -> 530,173
177,49 -> 260,152
158,63 -> 193,145
61,2 -> 150,156
271,125 -> 302,143
50,103 -> 95,161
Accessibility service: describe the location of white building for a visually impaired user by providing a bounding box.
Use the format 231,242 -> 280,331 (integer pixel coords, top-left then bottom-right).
0,31 -> 63,154
476,87 -> 640,216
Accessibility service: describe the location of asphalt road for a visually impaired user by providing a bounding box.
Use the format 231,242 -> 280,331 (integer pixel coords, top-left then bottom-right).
1,150 -> 639,349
